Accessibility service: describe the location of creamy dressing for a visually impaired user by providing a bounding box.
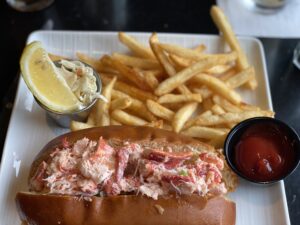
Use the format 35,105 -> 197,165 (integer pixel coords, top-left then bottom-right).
30,137 -> 227,199
58,60 -> 105,109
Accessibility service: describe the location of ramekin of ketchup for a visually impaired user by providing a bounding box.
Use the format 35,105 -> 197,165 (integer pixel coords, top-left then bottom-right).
224,117 -> 300,184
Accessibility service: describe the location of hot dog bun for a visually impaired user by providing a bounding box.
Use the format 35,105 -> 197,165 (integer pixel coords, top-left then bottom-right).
16,126 -> 237,225
16,192 -> 235,225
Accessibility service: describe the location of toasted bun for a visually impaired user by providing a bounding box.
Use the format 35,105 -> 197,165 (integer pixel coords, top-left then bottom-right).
17,126 -> 237,225
16,192 -> 235,225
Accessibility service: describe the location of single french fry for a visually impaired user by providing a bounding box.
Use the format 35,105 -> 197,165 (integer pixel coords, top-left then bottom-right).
110,97 -> 132,111
95,76 -> 117,126
143,70 -> 159,90
95,107 -> 110,127
225,66 -> 255,89
194,110 -> 275,126
158,93 -> 202,104
112,53 -> 161,70
193,74 -> 242,104
218,68 -> 237,81
149,33 -> 191,95
183,110 -> 212,129
172,102 -> 198,133
211,104 -> 226,115
110,119 -> 122,125
210,6 -> 257,89
70,121 -> 94,131
212,95 -> 242,113
86,105 -> 97,125
146,100 -> 175,121
111,90 -> 156,121
118,32 -> 156,59
101,74 -> 157,101
194,44 -> 207,52
239,102 -> 261,111
155,51 -> 237,96
159,42 -> 237,62
205,64 -> 233,75
215,127 -> 231,133
182,126 -> 227,139
111,109 -> 147,126
169,54 -> 193,68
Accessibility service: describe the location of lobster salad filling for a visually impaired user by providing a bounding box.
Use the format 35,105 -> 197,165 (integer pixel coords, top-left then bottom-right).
30,137 -> 227,200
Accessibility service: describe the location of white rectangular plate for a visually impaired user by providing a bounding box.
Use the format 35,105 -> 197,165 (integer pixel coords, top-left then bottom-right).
0,31 -> 290,225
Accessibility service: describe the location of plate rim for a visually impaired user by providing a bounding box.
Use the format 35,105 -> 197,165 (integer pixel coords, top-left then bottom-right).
0,30 -> 290,225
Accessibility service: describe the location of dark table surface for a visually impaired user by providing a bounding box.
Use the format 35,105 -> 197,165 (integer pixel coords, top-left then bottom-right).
1,0 -> 300,224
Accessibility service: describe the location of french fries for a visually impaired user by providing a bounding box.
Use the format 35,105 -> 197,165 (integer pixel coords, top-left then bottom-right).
94,76 -> 117,126
145,120 -> 164,129
193,110 -> 274,126
158,94 -> 202,104
143,70 -> 159,90
193,74 -> 241,104
155,51 -> 237,96
168,45 -> 207,69
70,121 -> 94,131
172,102 -> 198,133
202,98 -> 214,111
119,32 -> 156,59
112,53 -> 161,70
225,67 -> 255,89
192,86 -> 212,99
183,110 -> 213,129
212,95 -> 242,113
206,64 -> 233,75
149,33 -> 191,95
76,52 -> 117,74
68,6 -> 274,149
101,74 -> 157,101
146,100 -> 175,121
211,104 -> 226,115
159,42 -> 236,62
102,55 -> 151,91
111,90 -> 156,121
110,119 -> 122,125
210,6 -> 257,89
183,126 -> 228,139
111,109 -> 147,126
110,97 -> 132,111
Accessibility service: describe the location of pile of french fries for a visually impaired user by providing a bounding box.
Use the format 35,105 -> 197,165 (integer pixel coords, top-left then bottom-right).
57,6 -> 274,148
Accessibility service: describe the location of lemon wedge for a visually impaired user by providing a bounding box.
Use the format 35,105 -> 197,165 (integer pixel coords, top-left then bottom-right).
20,41 -> 80,112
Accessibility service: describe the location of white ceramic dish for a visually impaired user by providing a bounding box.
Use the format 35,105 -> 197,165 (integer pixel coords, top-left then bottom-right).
0,31 -> 290,225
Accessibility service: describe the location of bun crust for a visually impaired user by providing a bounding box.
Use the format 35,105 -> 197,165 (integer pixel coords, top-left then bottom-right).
17,126 -> 236,225
16,192 -> 235,225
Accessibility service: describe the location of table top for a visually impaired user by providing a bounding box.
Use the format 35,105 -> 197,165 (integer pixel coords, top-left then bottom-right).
0,1 -> 299,224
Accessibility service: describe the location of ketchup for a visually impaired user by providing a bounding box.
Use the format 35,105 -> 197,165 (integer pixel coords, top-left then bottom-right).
234,123 -> 295,182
